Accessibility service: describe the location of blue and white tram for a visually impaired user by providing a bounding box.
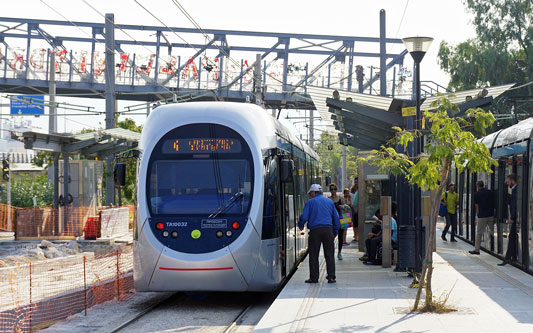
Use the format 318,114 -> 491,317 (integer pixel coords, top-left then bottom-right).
454,117 -> 533,275
134,102 -> 321,291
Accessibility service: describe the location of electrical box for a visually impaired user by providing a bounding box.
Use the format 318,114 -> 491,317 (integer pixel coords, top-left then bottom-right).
57,160 -> 104,207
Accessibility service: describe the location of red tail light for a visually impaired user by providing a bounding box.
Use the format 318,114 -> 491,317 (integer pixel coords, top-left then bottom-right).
232,222 -> 240,230
156,222 -> 164,230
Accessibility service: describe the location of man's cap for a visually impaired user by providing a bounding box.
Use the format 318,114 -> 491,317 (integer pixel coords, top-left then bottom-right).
308,184 -> 322,194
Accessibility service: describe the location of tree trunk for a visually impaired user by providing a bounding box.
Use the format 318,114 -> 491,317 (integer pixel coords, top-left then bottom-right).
413,157 -> 451,311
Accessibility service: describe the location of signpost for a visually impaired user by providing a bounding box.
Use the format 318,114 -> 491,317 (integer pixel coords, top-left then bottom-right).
10,96 -> 45,115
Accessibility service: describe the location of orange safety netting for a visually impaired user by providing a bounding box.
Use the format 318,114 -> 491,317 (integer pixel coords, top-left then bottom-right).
15,206 -> 95,239
0,247 -> 134,332
0,203 -> 15,232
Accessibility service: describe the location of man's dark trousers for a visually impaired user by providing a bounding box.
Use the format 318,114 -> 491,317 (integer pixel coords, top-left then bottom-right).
308,226 -> 335,281
504,222 -> 518,261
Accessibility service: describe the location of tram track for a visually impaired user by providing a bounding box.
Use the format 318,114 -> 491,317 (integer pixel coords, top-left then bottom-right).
109,292 -> 182,333
107,291 -> 274,333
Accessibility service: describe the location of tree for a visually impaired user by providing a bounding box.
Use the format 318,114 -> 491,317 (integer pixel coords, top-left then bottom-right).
2,174 -> 54,207
438,0 -> 532,115
116,118 -> 142,204
360,96 -> 496,312
313,132 -> 358,186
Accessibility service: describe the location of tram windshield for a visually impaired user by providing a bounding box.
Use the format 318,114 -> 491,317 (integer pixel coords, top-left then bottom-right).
147,123 -> 254,216
149,159 -> 252,215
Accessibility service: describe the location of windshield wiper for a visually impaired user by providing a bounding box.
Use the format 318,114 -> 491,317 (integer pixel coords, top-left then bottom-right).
208,191 -> 244,218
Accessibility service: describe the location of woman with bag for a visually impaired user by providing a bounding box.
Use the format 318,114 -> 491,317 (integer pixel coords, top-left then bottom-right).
341,188 -> 353,245
328,183 -> 346,260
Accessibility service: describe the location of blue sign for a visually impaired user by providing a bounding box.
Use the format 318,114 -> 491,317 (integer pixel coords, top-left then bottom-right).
10,95 -> 45,115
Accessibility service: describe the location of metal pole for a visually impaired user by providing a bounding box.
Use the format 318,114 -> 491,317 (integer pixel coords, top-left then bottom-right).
53,152 -> 59,210
29,262 -> 33,331
414,60 -> 422,273
254,54 -> 262,104
309,109 -> 314,149
379,9 -> 387,96
49,49 -> 57,133
62,153 -> 69,234
105,13 -> 116,205
7,154 -> 11,231
116,249 -> 120,300
341,145 -> 347,191
83,256 -> 87,316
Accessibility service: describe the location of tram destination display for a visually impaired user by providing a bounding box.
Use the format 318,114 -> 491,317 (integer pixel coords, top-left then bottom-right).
162,138 -> 242,154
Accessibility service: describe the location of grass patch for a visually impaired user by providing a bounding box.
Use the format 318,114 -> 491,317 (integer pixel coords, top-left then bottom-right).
412,281 -> 458,314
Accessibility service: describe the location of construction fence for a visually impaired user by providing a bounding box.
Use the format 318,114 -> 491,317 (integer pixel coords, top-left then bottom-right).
0,246 -> 134,332
0,205 -> 133,240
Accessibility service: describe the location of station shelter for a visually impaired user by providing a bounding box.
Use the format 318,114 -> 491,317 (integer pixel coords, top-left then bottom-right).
307,84 -> 517,272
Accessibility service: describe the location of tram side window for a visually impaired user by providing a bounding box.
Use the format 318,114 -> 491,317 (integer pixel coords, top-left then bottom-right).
262,158 -> 280,239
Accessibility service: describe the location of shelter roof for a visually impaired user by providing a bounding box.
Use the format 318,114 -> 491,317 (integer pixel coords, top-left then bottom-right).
309,83 -> 515,150
11,128 -> 140,157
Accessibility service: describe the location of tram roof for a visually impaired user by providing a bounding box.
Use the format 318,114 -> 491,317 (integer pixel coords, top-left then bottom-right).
482,117 -> 533,150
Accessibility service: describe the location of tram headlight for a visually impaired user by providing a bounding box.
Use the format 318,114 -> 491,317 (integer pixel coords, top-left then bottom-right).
162,230 -> 169,238
171,231 -> 179,238
216,230 -> 224,238
225,230 -> 233,237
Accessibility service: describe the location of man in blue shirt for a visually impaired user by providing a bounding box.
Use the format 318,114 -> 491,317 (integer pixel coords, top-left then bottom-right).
299,184 -> 340,283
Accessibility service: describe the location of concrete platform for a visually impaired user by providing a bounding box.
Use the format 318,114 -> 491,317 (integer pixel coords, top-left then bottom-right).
255,227 -> 533,333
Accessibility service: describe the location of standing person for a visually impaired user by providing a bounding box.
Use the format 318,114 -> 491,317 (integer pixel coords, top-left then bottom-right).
298,184 -> 340,283
499,174 -> 519,266
469,181 -> 495,255
441,184 -> 459,242
328,183 -> 344,260
341,188 -> 352,245
350,177 -> 359,242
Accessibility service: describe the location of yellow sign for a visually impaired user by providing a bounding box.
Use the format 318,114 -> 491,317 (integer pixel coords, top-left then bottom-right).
402,106 -> 416,117
191,229 -> 201,239
298,169 -> 302,175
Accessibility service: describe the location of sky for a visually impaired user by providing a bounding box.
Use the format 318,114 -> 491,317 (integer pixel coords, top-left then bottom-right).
0,0 -> 478,135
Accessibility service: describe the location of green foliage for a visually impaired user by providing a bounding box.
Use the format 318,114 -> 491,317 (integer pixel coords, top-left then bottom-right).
2,174 -> 54,207
439,0 -> 532,90
360,96 -> 497,191
438,0 -> 532,114
116,118 -> 142,204
313,132 -> 358,184
32,151 -> 54,168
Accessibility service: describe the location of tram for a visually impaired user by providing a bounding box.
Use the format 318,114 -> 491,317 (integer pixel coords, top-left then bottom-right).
453,117 -> 533,274
133,102 -> 321,291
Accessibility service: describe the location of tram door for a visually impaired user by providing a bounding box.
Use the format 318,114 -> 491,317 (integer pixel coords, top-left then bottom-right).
496,159 -> 506,255
277,158 -> 296,278
282,181 -> 296,276
516,155 -> 524,265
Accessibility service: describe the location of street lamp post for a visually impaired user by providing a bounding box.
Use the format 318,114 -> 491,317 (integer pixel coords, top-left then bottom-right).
402,36 -> 433,273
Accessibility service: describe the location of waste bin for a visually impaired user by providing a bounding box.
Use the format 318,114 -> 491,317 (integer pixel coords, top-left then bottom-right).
397,225 -> 425,271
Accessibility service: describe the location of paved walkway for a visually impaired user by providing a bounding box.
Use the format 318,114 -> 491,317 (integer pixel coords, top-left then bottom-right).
255,226 -> 533,332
